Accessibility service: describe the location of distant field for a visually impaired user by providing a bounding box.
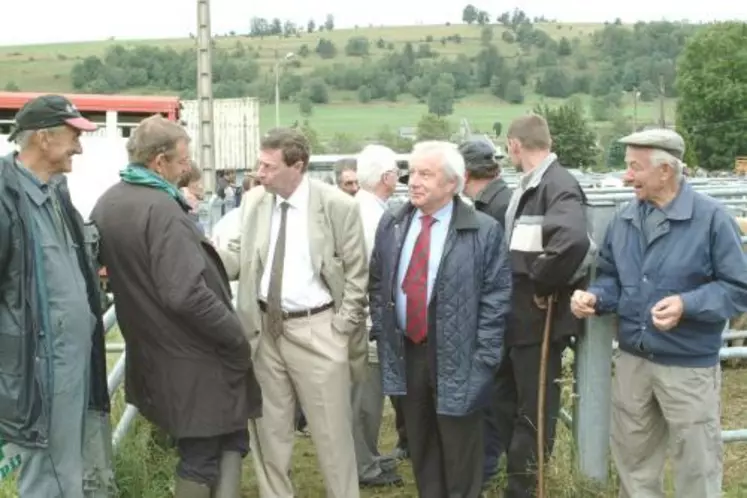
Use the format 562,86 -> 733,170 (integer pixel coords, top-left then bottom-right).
257,93 -> 676,140
0,23 -> 607,92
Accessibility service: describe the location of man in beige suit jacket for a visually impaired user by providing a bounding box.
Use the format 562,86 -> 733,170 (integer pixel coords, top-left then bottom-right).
218,128 -> 368,498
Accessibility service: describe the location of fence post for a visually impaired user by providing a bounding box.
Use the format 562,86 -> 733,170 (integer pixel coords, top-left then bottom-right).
572,202 -> 618,484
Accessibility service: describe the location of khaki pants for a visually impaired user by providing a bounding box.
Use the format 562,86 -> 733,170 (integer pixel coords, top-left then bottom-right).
249,309 -> 359,498
611,350 -> 722,498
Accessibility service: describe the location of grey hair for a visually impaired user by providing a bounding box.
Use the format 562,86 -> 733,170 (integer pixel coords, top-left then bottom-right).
356,144 -> 398,189
410,140 -> 466,193
650,149 -> 683,180
13,125 -> 68,150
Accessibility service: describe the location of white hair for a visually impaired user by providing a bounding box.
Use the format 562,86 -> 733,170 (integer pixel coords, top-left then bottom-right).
13,126 -> 68,151
13,130 -> 36,149
356,144 -> 398,189
410,140 -> 465,193
650,149 -> 683,180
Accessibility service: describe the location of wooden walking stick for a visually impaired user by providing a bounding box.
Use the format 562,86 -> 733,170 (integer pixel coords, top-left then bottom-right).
537,294 -> 556,498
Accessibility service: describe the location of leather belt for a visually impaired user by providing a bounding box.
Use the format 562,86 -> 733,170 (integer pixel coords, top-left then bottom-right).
258,301 -> 333,320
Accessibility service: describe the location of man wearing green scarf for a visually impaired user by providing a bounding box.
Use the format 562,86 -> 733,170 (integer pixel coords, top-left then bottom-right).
91,115 -> 262,498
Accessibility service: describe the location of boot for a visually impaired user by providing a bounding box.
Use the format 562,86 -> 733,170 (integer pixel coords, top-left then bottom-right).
174,477 -> 211,498
211,451 -> 243,498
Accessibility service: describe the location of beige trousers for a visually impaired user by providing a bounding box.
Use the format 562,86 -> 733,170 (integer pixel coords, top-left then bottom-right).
249,309 -> 359,498
611,350 -> 722,498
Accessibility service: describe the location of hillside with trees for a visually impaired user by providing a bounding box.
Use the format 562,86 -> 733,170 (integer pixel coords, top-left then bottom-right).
2,10 -> 693,121
2,11 -> 745,171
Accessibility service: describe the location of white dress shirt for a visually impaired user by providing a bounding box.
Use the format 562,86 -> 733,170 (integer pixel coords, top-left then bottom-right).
259,176 -> 333,311
355,188 -> 387,262
355,188 -> 388,363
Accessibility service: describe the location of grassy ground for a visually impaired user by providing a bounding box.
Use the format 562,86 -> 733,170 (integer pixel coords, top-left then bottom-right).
3,356 -> 744,497
0,23 -> 605,92
107,364 -> 747,497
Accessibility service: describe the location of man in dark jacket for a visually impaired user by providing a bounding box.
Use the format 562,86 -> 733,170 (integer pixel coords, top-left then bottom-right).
0,94 -> 111,497
457,137 -> 515,487
370,140 -> 512,498
91,115 -> 261,498
501,114 -> 595,498
460,137 -> 512,224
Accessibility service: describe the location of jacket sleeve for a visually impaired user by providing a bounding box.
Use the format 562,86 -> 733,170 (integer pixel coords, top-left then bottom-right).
0,204 -> 9,277
531,184 -> 591,297
215,195 -> 247,281
331,200 -> 369,336
368,219 -> 386,342
680,209 -> 747,322
587,221 -> 621,315
475,222 -> 512,369
147,205 -> 246,349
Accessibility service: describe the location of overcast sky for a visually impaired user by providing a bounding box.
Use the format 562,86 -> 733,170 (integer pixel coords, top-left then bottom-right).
2,0 -> 746,46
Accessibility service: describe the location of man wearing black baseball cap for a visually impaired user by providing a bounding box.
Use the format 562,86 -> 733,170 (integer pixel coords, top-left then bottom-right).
7,94 -> 97,142
0,95 -> 111,497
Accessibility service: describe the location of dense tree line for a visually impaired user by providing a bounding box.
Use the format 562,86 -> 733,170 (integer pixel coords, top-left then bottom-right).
67,18 -> 696,121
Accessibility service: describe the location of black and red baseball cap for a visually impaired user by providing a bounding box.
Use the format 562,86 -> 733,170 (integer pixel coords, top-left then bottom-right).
8,94 -> 97,141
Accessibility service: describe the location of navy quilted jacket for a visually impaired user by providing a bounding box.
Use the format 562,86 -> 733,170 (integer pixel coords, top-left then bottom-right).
369,197 -> 512,416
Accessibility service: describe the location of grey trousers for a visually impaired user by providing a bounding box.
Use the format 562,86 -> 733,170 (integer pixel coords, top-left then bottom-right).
18,374 -> 89,498
351,363 -> 386,480
83,410 -> 117,497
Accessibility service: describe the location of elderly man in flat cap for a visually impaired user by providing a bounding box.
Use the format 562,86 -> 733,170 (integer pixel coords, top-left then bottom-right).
571,128 -> 747,498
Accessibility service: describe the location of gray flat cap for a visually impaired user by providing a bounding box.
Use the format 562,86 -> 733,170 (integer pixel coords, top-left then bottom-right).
618,128 -> 685,160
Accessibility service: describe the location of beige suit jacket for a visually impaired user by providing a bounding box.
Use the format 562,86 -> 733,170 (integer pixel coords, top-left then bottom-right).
218,177 -> 370,381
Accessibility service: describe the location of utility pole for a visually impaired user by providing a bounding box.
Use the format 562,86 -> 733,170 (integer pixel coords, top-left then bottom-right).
196,0 -> 216,194
658,74 -> 666,129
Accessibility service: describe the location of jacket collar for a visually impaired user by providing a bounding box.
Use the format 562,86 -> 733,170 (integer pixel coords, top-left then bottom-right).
393,195 -> 480,230
620,180 -> 694,222
475,177 -> 509,209
520,153 -> 557,191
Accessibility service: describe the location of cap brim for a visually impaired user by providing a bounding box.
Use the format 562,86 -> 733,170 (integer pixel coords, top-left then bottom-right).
65,116 -> 98,132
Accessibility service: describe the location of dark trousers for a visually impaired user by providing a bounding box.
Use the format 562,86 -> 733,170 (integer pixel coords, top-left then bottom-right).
499,342 -> 565,498
390,395 -> 408,450
402,340 -> 484,498
175,429 -> 249,486
482,352 -> 517,485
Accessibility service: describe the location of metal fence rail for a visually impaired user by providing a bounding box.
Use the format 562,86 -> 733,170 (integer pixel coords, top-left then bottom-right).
102,306 -> 140,453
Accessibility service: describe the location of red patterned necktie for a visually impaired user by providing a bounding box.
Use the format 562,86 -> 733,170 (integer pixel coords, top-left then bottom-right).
402,214 -> 435,344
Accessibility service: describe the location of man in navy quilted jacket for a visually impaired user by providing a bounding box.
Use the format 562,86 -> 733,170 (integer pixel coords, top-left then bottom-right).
369,140 -> 512,498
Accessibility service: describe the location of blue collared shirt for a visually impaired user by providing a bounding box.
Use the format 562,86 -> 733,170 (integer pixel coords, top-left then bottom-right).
395,201 -> 454,331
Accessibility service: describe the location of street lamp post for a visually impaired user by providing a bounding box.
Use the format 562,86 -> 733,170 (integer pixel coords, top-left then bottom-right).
274,52 -> 295,128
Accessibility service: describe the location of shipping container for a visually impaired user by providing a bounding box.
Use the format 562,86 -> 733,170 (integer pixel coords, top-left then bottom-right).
181,97 -> 260,172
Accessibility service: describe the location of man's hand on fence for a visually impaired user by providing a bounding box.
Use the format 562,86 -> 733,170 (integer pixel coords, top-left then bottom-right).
570,290 -> 597,319
651,295 -> 684,331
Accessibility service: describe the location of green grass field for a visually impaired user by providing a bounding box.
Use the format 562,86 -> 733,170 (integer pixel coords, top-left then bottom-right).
257,93 -> 676,140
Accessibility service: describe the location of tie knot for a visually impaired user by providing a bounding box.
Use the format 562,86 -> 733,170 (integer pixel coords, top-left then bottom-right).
279,201 -> 289,212
421,214 -> 435,227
